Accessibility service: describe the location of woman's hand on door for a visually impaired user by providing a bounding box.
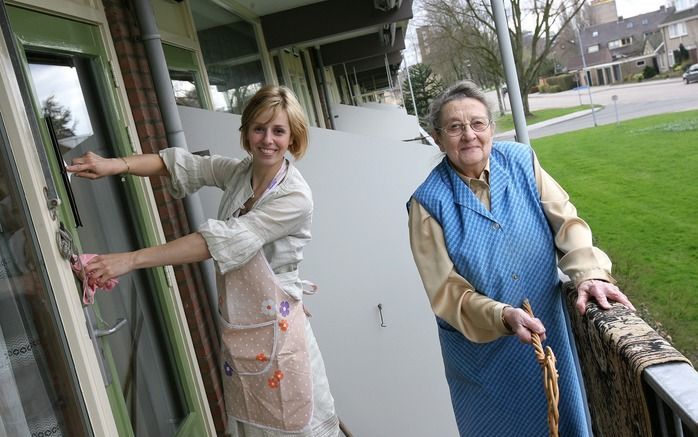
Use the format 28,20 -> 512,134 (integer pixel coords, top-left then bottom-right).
66,151 -> 125,179
83,252 -> 135,285
67,151 -> 169,178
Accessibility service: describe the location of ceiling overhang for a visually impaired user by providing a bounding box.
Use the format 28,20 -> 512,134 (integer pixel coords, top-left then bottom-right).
320,27 -> 404,66
334,50 -> 403,76
350,65 -> 399,90
260,0 -> 413,50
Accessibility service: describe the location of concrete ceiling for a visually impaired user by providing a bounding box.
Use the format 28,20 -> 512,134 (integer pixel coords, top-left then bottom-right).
231,0 -> 327,16
191,0 -> 412,71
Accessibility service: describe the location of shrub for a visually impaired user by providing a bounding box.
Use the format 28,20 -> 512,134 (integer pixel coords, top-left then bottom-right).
540,84 -> 562,93
632,73 -> 644,82
541,74 -> 576,91
643,66 -> 657,79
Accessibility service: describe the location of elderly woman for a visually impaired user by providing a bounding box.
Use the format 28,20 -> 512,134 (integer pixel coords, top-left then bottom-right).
408,80 -> 635,436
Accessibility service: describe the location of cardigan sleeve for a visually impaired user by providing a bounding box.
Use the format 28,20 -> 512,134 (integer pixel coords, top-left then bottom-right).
159,147 -> 241,198
532,153 -> 615,286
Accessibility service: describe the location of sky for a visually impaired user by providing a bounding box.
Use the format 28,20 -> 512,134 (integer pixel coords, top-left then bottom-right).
615,0 -> 669,18
404,0 -> 672,65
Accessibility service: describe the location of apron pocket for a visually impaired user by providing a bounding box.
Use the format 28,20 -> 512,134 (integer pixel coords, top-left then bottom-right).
219,312 -> 278,376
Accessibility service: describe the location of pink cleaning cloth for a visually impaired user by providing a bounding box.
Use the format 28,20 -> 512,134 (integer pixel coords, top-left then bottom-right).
70,254 -> 119,305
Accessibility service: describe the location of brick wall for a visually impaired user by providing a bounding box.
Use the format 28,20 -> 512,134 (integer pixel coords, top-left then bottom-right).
101,0 -> 225,434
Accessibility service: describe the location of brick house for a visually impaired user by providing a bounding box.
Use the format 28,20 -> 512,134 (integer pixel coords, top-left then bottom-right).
659,0 -> 698,67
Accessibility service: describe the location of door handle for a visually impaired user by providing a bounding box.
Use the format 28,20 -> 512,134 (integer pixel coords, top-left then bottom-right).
94,318 -> 127,338
84,307 -> 127,386
377,303 -> 387,328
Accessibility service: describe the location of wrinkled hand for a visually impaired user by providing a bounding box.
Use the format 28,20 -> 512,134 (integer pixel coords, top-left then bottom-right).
66,151 -> 124,179
83,252 -> 135,285
576,279 -> 636,315
503,307 -> 547,344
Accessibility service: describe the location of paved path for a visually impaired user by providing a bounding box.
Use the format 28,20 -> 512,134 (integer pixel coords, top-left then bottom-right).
493,77 -> 698,140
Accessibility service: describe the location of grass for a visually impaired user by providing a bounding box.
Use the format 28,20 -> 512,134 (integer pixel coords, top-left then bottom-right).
495,105 -> 600,133
531,110 -> 698,364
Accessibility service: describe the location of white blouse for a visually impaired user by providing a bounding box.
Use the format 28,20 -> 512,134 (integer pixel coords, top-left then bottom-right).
159,148 -> 313,300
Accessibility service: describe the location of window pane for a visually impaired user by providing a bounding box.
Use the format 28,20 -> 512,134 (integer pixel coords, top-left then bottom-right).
170,70 -> 202,108
0,121 -> 91,436
27,54 -> 188,435
191,2 -> 265,114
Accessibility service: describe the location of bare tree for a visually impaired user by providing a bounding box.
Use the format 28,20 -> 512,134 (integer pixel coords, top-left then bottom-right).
41,95 -> 77,139
420,0 -> 585,115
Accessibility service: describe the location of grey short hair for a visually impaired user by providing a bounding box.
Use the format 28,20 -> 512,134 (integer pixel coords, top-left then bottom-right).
427,80 -> 493,133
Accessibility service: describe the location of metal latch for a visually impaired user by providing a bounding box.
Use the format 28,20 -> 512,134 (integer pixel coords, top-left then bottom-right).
84,307 -> 128,386
56,222 -> 73,260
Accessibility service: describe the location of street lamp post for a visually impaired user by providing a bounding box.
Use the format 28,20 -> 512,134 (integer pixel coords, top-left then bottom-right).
574,22 -> 598,127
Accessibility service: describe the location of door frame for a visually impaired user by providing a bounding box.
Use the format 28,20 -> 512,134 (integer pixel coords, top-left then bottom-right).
3,4 -> 214,436
0,14 -> 118,437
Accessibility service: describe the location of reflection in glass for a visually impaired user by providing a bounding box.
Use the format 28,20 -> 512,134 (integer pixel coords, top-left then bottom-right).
191,1 -> 265,113
170,70 -> 202,108
27,54 -> 187,435
29,62 -> 94,151
0,122 -> 90,436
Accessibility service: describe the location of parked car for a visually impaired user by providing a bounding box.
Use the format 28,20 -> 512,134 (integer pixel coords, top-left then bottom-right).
684,63 -> 698,84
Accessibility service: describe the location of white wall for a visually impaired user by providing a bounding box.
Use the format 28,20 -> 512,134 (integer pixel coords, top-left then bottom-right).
330,102 -> 422,143
179,106 -> 458,437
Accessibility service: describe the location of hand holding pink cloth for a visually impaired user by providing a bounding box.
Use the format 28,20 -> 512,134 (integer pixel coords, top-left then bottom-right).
70,254 -> 119,305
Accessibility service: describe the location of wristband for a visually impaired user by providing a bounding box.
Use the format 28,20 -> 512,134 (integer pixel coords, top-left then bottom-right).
119,156 -> 130,175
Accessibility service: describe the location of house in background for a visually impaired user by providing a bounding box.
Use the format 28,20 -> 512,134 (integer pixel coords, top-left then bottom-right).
565,5 -> 673,86
659,0 -> 698,66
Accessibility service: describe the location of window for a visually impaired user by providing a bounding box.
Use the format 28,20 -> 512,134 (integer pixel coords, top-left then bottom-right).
610,37 -> 633,49
0,119 -> 91,436
626,21 -> 634,28
191,2 -> 267,114
588,45 -> 599,53
636,60 -> 646,67
170,70 -> 202,108
163,44 -> 205,109
642,18 -> 649,25
592,31 -> 599,37
669,22 -> 688,38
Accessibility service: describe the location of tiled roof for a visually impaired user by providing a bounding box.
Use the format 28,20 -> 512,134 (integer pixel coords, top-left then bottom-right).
659,4 -> 698,26
566,7 -> 674,70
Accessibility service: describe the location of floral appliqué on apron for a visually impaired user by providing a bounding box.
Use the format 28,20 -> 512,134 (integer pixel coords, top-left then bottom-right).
218,251 -> 313,432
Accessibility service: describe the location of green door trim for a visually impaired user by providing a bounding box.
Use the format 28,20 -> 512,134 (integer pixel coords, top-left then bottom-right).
7,5 -> 210,436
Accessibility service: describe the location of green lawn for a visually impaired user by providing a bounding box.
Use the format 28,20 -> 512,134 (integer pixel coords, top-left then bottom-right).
495,105 -> 600,133
531,110 -> 698,364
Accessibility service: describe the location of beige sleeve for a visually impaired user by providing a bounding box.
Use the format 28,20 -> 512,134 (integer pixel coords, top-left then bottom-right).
408,198 -> 511,342
533,154 -> 615,286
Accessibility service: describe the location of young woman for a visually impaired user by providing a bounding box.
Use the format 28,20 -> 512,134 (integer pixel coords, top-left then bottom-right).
67,85 -> 339,437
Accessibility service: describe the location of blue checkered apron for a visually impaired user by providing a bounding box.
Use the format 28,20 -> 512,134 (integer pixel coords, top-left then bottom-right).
413,141 -> 589,436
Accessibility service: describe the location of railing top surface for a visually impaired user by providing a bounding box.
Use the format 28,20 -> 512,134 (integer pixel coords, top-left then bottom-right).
644,362 -> 698,433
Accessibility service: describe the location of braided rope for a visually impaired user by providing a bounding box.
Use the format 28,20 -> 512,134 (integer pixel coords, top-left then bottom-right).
522,299 -> 560,437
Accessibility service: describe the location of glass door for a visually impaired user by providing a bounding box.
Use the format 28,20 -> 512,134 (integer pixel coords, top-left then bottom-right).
0,115 -> 92,437
7,5 -> 209,436
280,49 -> 319,127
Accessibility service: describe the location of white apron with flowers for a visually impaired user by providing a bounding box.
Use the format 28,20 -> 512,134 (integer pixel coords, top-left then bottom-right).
218,250 -> 313,433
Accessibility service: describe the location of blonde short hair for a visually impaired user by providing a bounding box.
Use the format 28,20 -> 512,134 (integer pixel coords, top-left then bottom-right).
239,85 -> 309,160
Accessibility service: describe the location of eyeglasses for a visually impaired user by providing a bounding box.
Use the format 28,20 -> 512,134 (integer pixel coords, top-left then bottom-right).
439,118 -> 491,136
